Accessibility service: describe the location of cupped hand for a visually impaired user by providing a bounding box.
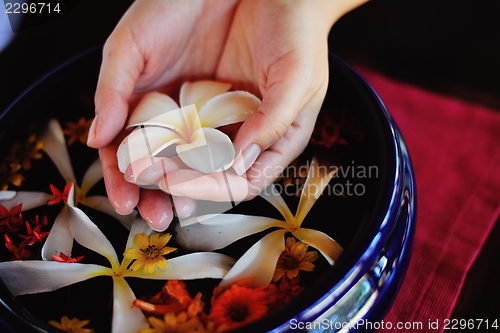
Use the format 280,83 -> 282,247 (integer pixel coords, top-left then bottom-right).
89,0 -> 367,230
166,0 -> 348,199
88,0 -> 240,230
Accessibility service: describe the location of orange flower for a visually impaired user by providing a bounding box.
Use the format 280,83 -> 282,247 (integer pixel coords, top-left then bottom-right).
5,134 -> 44,170
139,312 -> 203,333
48,315 -> 94,333
273,237 -> 319,282
278,275 -> 304,304
134,280 -> 205,319
63,117 -> 93,145
209,281 -> 269,331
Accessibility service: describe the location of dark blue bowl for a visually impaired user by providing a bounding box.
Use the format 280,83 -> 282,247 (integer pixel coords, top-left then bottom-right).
0,49 -> 416,332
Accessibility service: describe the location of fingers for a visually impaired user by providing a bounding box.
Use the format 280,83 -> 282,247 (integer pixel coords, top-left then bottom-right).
245,103 -> 319,191
160,169 -> 252,202
88,25 -> 143,148
232,52 -> 328,177
137,189 -> 174,231
99,144 -> 140,215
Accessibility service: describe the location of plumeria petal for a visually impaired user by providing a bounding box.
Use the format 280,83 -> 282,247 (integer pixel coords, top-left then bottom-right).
0,190 -> 16,201
41,206 -> 74,260
176,127 -> 234,173
68,204 -> 120,269
180,80 -> 231,111
219,229 -> 287,288
174,214 -> 288,251
124,252 -> 235,280
127,92 -> 180,128
259,184 -> 295,224
292,228 -> 343,265
117,127 -> 181,173
111,278 -> 149,333
295,158 -> 337,226
40,119 -> 76,183
80,159 -> 103,196
198,91 -> 260,128
0,261 -> 110,296
0,191 -> 52,211
81,196 -> 137,230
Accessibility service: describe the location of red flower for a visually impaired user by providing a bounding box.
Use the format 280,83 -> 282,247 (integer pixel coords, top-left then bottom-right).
19,219 -> 49,247
4,234 -> 32,260
209,279 -> 270,331
278,275 -> 304,304
0,203 -> 23,234
52,252 -> 85,263
48,183 -> 73,205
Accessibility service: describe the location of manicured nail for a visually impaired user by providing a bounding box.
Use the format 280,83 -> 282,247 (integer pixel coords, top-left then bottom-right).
234,143 -> 261,176
87,115 -> 98,145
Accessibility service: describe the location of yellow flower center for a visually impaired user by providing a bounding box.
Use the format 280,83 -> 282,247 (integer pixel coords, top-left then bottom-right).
143,245 -> 160,260
282,255 -> 299,270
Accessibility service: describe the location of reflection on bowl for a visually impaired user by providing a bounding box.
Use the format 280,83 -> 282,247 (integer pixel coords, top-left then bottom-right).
0,48 -> 415,332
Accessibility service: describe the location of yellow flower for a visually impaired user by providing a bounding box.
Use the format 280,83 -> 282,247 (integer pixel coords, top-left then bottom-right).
0,162 -> 25,190
272,237 -> 319,282
5,134 -> 44,170
63,117 -> 93,145
124,232 -> 177,274
48,315 -> 94,333
139,312 -> 203,333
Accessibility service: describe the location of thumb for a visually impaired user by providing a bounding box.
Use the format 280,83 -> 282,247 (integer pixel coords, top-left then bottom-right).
232,62 -> 321,174
87,31 -> 143,148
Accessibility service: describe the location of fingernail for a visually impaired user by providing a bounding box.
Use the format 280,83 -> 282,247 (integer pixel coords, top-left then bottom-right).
144,211 -> 172,232
234,144 -> 261,176
172,196 -> 196,219
87,115 -> 98,145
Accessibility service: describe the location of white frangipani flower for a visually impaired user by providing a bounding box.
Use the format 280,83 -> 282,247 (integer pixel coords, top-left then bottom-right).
0,119 -> 136,260
117,80 -> 261,178
175,158 -> 344,288
0,211 -> 235,333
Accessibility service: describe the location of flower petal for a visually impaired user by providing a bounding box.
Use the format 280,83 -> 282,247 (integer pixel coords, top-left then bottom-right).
180,80 -> 232,111
68,205 -> 120,268
174,214 -> 288,251
40,119 -> 76,183
81,196 -> 137,230
0,260 -> 109,296
0,191 -> 52,211
219,229 -> 287,288
259,184 -> 295,224
295,158 -> 337,226
80,159 -> 103,196
124,252 -> 235,280
111,278 -> 149,333
127,92 -> 180,128
117,127 -> 181,173
0,190 -> 16,201
176,128 -> 235,173
198,91 -> 260,128
41,206 -> 74,260
292,228 -> 343,265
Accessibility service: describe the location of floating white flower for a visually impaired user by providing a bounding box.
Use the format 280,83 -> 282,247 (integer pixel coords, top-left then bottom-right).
117,81 -> 261,178
0,209 -> 235,333
175,158 -> 343,287
0,119 -> 136,260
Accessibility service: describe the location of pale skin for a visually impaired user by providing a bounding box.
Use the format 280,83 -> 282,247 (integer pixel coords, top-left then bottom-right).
88,0 -> 368,231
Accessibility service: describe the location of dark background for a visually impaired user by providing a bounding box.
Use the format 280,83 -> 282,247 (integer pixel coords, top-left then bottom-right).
1,0 -> 499,322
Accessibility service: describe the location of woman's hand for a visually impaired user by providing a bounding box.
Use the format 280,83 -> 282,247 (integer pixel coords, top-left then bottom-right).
88,0 -> 368,230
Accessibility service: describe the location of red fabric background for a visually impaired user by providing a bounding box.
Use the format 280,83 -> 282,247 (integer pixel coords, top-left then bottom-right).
356,67 -> 500,333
